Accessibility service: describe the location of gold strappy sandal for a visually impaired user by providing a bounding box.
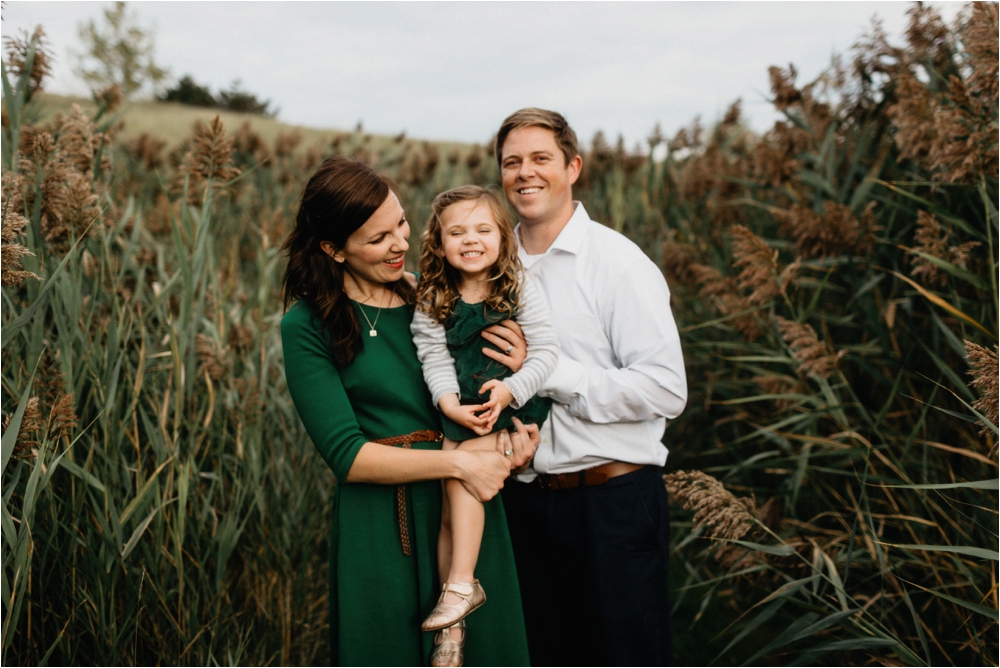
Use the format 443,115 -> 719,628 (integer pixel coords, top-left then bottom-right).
430,620 -> 465,667
421,580 -> 486,631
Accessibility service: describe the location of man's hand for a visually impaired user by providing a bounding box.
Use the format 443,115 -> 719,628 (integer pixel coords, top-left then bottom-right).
482,320 -> 526,372
478,380 -> 514,427
497,417 -> 540,474
439,394 -> 492,436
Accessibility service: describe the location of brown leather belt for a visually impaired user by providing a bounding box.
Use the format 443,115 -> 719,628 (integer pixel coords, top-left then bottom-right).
537,461 -> 646,491
372,429 -> 443,556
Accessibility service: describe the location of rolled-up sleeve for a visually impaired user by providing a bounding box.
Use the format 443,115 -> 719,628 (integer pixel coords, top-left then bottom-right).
281,305 -> 369,482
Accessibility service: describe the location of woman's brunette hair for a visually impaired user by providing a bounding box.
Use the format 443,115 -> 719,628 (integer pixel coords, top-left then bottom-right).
416,185 -> 522,324
282,156 -> 413,367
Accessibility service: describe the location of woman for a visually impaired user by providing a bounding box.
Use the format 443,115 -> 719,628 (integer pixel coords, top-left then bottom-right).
280,156 -> 535,666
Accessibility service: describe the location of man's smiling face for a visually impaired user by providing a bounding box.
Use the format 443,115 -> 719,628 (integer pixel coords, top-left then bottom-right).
500,125 -> 581,229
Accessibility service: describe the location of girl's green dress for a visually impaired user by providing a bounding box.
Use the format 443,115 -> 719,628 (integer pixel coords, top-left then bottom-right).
441,300 -> 551,442
281,300 -> 530,667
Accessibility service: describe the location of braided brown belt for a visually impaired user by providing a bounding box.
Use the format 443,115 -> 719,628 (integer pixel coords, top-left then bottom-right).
371,429 -> 443,556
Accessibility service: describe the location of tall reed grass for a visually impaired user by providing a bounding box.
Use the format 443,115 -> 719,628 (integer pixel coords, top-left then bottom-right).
2,4 -> 996,665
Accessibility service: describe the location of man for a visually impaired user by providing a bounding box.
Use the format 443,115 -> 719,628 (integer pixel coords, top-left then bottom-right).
495,108 -> 687,666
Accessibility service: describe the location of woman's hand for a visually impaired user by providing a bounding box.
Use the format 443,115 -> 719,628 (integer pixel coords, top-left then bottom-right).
497,417 -> 540,474
481,320 -> 526,372
454,449 -> 512,502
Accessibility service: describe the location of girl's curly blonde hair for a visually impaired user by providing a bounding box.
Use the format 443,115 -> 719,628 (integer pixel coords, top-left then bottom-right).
416,185 -> 523,324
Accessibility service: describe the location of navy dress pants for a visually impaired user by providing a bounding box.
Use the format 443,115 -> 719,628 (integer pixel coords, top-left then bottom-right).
501,466 -> 672,667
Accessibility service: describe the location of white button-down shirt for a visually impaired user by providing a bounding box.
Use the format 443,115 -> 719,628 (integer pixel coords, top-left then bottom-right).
517,202 -> 687,477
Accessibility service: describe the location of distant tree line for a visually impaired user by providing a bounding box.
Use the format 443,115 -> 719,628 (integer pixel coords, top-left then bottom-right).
160,75 -> 276,117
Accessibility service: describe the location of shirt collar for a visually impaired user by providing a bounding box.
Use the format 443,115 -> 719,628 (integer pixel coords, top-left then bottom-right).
516,201 -> 591,257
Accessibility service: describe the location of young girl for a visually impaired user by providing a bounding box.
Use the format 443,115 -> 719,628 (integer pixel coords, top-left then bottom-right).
412,185 -> 558,660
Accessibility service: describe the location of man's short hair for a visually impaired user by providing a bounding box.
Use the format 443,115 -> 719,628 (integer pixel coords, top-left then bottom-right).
495,108 -> 580,167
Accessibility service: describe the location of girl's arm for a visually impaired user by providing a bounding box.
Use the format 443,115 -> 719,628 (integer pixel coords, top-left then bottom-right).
410,308 -> 461,409
498,277 -> 560,409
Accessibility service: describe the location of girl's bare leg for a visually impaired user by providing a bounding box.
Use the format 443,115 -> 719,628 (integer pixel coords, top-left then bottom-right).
442,433 -> 498,606
437,439 -> 458,585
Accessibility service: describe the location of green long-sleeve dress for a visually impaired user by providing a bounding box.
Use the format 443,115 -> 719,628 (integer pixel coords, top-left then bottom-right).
281,300 -> 530,667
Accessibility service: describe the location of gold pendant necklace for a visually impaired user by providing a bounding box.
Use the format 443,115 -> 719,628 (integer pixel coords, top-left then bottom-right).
358,288 -> 395,337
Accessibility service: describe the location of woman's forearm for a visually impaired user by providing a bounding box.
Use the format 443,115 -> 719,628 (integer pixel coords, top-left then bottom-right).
345,442 -> 463,484
346,442 -> 512,503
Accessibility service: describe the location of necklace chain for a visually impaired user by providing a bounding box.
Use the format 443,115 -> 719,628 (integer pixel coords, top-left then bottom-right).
358,288 -> 395,337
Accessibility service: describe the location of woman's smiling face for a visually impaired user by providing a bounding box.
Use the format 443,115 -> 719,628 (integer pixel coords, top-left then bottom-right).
331,191 -> 410,290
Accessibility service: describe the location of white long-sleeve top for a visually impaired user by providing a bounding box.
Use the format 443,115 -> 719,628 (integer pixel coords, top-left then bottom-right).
517,202 -> 688,477
411,276 -> 559,412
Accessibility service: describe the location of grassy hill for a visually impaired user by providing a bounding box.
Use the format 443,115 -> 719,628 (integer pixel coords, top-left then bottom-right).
32,92 -> 473,154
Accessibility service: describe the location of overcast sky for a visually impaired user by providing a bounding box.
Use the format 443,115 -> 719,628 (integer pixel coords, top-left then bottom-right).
3,1 -> 965,147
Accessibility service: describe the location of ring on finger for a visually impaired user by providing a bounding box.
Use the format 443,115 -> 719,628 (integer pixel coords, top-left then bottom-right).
504,344 -> 514,355
504,449 -> 513,456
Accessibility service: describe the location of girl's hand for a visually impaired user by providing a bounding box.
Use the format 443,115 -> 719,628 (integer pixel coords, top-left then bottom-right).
478,380 -> 513,427
481,320 -> 526,372
440,394 -> 492,436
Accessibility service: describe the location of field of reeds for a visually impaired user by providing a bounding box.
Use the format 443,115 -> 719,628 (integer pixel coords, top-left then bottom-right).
2,4 -> 997,666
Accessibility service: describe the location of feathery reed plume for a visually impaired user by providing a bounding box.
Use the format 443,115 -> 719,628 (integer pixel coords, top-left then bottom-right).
52,104 -> 97,174
775,201 -> 876,259
753,121 -> 811,187
3,26 -> 51,98
2,396 -> 42,457
929,74 -> 997,182
776,316 -> 844,379
888,73 -> 936,165
233,121 -> 269,163
668,117 -> 703,153
196,334 -> 230,381
964,342 -> 998,442
191,116 -> 240,182
228,323 -> 254,354
905,3 -> 951,69
93,83 -> 124,113
60,173 -> 100,233
1,204 -> 39,288
125,133 -> 167,171
273,130 -> 302,159
911,210 -> 947,285
300,144 -> 324,172
769,65 -> 802,111
661,240 -> 699,288
960,3 -> 998,107
753,374 -> 805,411
691,263 -> 764,341
731,225 -> 782,305
231,377 -> 264,426
175,116 -> 241,205
665,470 -> 757,542
911,210 -> 980,285
45,393 -> 78,441
722,100 -> 742,127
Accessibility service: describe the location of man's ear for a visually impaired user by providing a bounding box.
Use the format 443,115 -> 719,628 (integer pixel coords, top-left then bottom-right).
567,154 -> 583,186
319,240 -> 344,263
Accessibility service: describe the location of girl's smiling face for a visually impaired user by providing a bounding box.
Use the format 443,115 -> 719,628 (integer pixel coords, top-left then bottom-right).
439,199 -> 501,284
